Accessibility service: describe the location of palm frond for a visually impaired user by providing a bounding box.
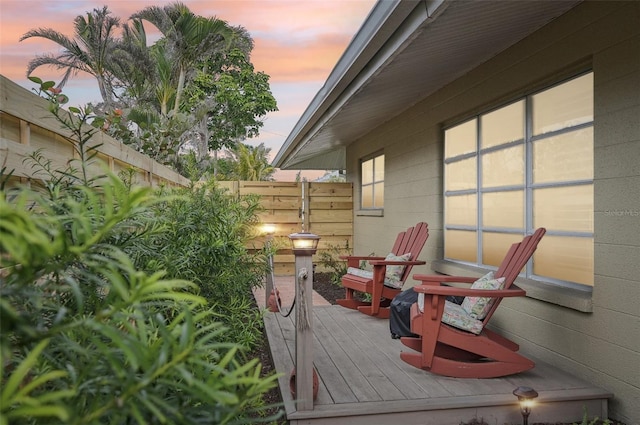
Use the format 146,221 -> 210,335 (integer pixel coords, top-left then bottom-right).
20,7 -> 121,105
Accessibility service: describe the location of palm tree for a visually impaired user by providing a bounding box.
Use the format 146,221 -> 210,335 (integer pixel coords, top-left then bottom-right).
109,18 -> 156,108
131,2 -> 234,115
148,43 -> 177,117
20,6 -> 120,107
228,143 -> 275,181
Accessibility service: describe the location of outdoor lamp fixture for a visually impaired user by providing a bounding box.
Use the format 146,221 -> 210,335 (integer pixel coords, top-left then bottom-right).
288,232 -> 320,256
513,386 -> 538,425
262,223 -> 276,236
288,231 -> 320,410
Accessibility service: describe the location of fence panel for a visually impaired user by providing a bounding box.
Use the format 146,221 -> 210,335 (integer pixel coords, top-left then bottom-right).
218,180 -> 353,275
0,75 -> 189,189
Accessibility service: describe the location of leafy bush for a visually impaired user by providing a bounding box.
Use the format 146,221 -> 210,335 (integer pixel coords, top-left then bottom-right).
128,180 -> 268,348
0,173 -> 278,424
317,241 -> 351,285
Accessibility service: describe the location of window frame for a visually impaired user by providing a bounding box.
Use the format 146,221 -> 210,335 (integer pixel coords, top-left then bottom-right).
359,151 -> 385,213
443,72 -> 594,290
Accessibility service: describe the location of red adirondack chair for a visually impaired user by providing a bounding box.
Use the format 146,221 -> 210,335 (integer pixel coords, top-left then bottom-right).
336,222 -> 429,318
400,228 -> 546,378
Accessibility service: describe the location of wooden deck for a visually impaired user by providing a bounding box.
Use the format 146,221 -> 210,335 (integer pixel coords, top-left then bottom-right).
263,305 -> 612,425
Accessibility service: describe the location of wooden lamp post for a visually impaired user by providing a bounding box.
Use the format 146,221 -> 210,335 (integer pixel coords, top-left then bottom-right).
262,223 -> 276,310
288,231 -> 320,411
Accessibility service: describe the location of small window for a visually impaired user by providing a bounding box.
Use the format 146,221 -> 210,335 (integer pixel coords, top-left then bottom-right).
361,153 -> 384,209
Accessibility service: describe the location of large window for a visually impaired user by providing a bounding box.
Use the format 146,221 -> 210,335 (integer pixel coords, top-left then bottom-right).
444,73 -> 594,287
361,153 -> 384,209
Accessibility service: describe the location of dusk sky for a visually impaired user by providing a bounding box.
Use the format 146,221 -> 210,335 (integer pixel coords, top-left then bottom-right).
0,0 -> 376,179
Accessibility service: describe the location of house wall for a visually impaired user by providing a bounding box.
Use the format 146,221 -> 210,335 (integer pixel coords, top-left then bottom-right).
346,2 -> 639,422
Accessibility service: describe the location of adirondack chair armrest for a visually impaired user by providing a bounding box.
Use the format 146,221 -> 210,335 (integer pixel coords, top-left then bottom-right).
340,255 -> 386,268
412,274 -> 478,285
413,284 -> 526,298
369,260 -> 426,266
339,255 -> 386,260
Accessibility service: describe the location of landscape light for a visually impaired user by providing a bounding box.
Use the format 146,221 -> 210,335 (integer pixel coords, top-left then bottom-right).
513,386 -> 538,425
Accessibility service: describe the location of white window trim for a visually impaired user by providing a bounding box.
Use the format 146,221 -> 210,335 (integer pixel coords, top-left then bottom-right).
359,152 -> 384,212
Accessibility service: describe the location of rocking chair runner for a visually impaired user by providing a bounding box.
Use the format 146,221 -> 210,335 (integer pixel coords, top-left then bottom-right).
336,222 -> 428,318
400,228 -> 546,378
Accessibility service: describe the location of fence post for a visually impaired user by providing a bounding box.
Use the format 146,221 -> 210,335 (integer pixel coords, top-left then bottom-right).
301,180 -> 310,231
263,225 -> 276,310
19,120 -> 31,187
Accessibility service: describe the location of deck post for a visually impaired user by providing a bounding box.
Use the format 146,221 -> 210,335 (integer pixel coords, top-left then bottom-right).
294,254 -> 314,410
263,224 -> 276,309
289,232 -> 320,411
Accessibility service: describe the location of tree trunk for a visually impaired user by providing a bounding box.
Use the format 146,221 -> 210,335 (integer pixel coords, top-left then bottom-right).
173,67 -> 186,115
97,75 -> 114,107
213,150 -> 218,178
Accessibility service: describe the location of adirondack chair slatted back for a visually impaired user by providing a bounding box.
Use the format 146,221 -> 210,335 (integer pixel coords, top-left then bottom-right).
392,222 -> 429,283
337,222 -> 428,318
482,227 -> 546,324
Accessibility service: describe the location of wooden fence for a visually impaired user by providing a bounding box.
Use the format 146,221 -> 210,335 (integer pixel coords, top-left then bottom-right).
218,181 -> 353,275
0,74 -> 189,188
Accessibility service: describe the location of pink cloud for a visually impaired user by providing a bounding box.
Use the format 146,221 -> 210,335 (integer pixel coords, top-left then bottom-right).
1,0 -> 373,84
252,33 -> 353,83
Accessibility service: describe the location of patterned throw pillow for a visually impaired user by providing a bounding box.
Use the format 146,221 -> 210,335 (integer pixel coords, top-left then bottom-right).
460,272 -> 506,320
383,252 -> 412,287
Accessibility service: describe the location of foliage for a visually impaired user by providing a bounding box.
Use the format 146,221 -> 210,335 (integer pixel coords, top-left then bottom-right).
28,76 -> 113,186
573,406 -> 614,425
317,241 -> 352,286
20,6 -> 120,106
184,49 -> 278,153
128,180 -> 269,347
0,175 -> 278,424
0,88 -> 281,424
127,110 -> 194,166
108,17 -> 156,107
173,143 -> 276,182
215,156 -> 239,181
225,143 -> 276,181
131,1 -> 236,115
173,150 -> 204,182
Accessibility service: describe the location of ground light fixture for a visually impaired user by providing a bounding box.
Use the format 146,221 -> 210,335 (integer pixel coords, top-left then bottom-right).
288,232 -> 320,255
513,386 -> 538,425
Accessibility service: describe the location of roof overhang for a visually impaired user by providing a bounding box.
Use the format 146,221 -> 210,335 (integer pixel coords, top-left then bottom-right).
273,0 -> 583,170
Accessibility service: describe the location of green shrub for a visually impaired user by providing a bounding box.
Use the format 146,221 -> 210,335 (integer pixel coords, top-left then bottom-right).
0,174 -> 278,424
317,241 -> 352,285
128,180 -> 268,348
